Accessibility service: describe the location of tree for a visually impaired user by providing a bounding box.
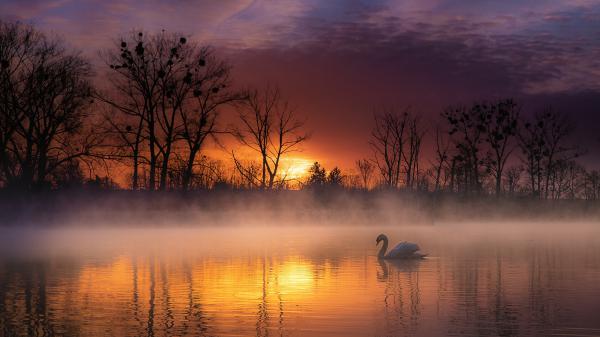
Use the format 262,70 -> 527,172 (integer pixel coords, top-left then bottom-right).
519,108 -> 578,199
178,49 -> 243,190
503,166 -> 522,197
327,167 -> 344,187
305,161 -> 326,188
403,116 -> 425,190
232,87 -> 309,189
0,21 -> 99,190
100,106 -> 146,189
356,159 -> 374,190
583,170 -> 600,200
370,108 -> 408,188
100,31 -> 235,190
168,155 -> 226,190
443,103 -> 488,195
430,127 -> 450,192
483,99 -> 519,197
518,114 -> 545,197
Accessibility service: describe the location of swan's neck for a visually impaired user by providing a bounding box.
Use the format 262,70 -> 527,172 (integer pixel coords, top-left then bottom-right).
378,237 -> 388,259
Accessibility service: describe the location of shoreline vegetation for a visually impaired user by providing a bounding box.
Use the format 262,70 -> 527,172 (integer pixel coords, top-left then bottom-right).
2,20 -> 600,223
1,189 -> 598,227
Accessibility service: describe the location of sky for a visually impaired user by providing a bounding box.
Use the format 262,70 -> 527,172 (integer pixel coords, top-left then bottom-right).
2,0 -> 600,169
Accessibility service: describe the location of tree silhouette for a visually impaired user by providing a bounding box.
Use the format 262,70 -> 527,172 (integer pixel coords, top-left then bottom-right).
370,108 -> 408,188
178,49 -> 243,190
482,99 -> 519,197
0,21 -> 99,190
356,159 -> 374,190
327,166 -> 344,187
232,87 -> 309,189
99,31 -> 238,190
443,103 -> 488,194
403,115 -> 425,190
504,166 -> 522,197
430,127 -> 450,192
519,108 -> 578,199
306,162 -> 327,188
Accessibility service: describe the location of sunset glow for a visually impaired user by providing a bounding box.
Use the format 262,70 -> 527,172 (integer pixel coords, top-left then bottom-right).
280,157 -> 314,181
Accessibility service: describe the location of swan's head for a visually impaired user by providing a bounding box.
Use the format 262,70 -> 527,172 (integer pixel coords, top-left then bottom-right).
376,234 -> 387,245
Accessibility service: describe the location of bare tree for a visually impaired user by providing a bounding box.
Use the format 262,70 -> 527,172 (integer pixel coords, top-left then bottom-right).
430,127 -> 450,192
178,49 -> 243,190
0,21 -> 99,190
519,108 -> 578,199
443,103 -> 487,195
519,116 -> 545,197
100,107 -> 146,189
483,99 -> 519,197
539,109 -> 578,199
583,170 -> 600,200
503,166 -> 522,197
403,116 -> 425,190
232,87 -> 309,189
100,31 -> 232,190
231,159 -> 261,189
356,158 -> 374,190
370,108 -> 408,188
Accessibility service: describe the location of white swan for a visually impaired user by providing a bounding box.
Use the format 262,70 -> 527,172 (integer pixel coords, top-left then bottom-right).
376,233 -> 426,259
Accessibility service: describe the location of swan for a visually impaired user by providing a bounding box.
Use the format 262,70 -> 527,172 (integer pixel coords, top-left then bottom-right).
376,233 -> 426,259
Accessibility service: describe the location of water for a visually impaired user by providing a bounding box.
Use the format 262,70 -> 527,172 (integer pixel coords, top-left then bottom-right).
1,224 -> 599,337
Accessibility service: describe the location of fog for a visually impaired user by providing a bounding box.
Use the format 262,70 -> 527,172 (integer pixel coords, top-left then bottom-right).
2,190 -> 599,226
1,190 -> 598,260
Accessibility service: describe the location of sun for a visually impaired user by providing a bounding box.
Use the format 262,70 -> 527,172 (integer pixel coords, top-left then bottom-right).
279,157 -> 314,181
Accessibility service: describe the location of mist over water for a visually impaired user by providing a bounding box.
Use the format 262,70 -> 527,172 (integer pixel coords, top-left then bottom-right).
1,217 -> 599,337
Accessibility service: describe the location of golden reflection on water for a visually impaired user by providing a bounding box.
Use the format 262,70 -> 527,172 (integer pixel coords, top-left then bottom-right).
1,225 -> 600,337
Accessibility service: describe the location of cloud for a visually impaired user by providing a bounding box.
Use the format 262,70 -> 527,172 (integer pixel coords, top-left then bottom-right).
3,0 -> 599,95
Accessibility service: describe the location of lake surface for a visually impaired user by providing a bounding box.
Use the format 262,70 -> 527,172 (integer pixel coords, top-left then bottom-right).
1,224 -> 599,337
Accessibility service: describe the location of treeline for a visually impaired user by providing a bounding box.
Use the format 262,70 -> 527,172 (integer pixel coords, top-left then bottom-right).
343,102 -> 598,200
0,21 -> 307,191
1,21 -> 599,200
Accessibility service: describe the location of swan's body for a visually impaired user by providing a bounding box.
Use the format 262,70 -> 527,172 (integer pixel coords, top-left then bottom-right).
376,234 -> 426,259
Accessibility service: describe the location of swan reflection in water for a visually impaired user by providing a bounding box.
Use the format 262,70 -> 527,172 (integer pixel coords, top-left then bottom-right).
376,257 -> 422,282
375,245 -> 425,336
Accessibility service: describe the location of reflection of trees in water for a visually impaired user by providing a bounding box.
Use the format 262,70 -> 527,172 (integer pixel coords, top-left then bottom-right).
132,259 -> 142,331
377,258 -> 422,336
143,256 -> 215,337
255,255 -> 288,337
443,254 -> 522,337
147,257 -> 156,337
442,246 -> 572,337
254,254 -> 349,337
181,260 -> 211,337
491,256 -> 519,337
0,262 -> 57,336
255,255 -> 270,337
0,267 -> 6,335
526,246 -> 567,333
160,259 -> 175,334
0,257 -> 218,337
